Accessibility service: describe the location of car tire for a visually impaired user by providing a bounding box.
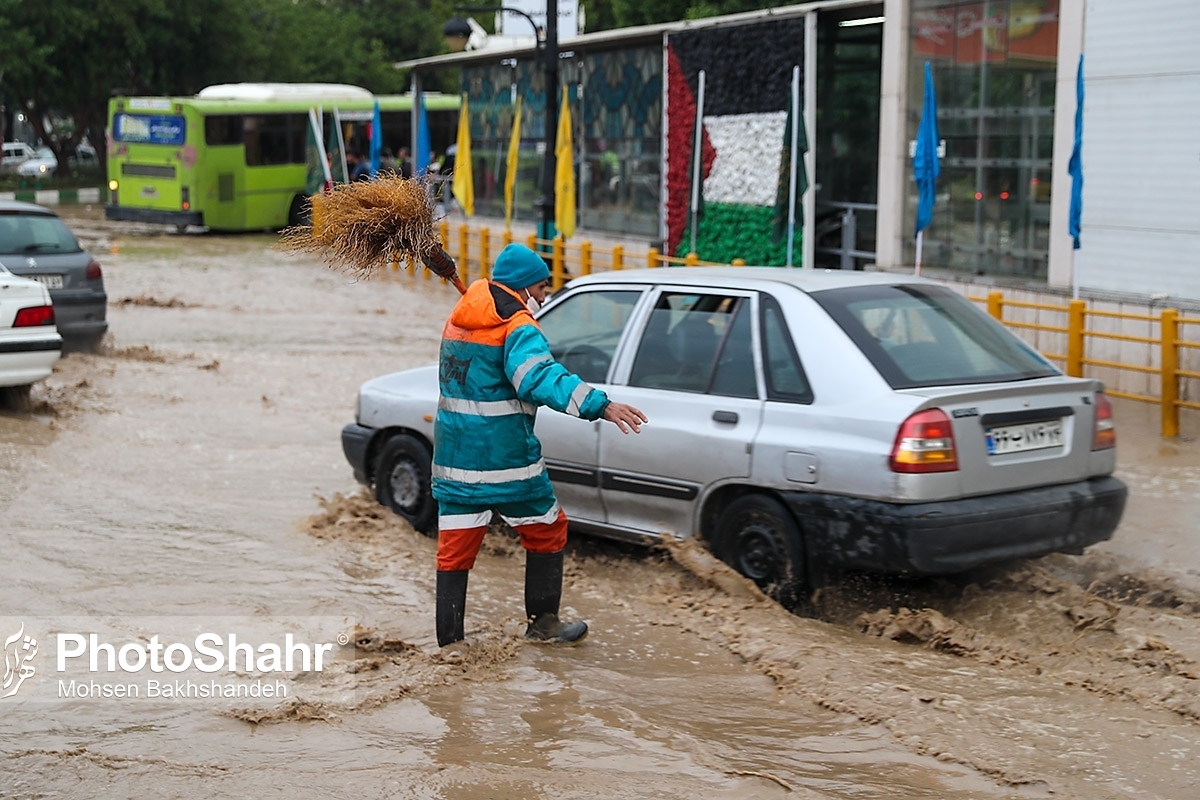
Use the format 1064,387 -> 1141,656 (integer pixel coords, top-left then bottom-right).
374,434 -> 437,537
711,495 -> 808,609
287,195 -> 311,228
0,384 -> 33,411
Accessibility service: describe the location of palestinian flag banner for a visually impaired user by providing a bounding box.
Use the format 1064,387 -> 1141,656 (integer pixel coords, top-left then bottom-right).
665,17 -> 808,265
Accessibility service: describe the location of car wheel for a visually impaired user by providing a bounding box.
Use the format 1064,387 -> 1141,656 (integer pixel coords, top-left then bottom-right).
287,195 -> 311,228
374,434 -> 437,536
0,384 -> 33,411
711,495 -> 808,608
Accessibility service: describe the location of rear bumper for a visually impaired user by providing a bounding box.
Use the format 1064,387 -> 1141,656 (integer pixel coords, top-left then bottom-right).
49,290 -> 108,339
106,206 -> 203,227
342,423 -> 375,485
0,337 -> 62,386
781,476 -> 1128,574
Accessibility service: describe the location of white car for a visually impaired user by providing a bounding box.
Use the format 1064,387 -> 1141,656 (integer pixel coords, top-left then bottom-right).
16,144 -> 98,178
1,142 -> 37,174
0,260 -> 62,404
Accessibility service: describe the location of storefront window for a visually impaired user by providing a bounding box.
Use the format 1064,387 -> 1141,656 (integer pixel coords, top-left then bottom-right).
908,0 -> 1059,279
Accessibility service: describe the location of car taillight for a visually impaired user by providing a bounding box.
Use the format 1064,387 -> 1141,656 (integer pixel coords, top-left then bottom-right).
86,258 -> 103,280
1092,391 -> 1116,450
181,186 -> 190,212
890,408 -> 959,473
14,305 -> 55,327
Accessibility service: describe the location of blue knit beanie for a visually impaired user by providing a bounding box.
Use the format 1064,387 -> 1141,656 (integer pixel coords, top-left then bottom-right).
491,243 -> 550,290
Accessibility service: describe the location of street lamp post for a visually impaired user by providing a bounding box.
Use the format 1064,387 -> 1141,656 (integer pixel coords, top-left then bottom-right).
446,1 -> 559,246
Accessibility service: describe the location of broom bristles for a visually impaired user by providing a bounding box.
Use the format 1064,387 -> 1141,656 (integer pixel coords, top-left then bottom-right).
276,174 -> 448,280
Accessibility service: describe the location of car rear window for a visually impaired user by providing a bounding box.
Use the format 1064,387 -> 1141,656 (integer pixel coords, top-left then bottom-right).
0,212 -> 82,256
812,284 -> 1059,389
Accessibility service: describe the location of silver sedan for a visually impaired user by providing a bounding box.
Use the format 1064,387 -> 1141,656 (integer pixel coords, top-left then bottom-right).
342,268 -> 1127,606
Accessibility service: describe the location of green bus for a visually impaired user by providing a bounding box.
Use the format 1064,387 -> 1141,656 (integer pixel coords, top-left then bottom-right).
105,83 -> 460,231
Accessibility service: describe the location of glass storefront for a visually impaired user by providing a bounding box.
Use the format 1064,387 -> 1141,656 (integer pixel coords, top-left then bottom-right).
461,45 -> 662,239
908,0 -> 1059,279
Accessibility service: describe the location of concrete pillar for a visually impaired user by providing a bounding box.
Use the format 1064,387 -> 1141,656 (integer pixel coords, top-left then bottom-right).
1047,0 -> 1086,290
875,0 -> 911,270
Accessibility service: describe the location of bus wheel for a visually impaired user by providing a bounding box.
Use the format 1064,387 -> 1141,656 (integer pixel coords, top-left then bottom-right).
287,195 -> 311,228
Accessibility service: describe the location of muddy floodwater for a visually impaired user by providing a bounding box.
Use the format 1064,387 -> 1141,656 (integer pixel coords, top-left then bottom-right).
2,205 -> 1200,799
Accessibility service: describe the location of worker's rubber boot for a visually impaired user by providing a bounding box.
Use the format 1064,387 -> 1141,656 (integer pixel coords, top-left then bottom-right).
523,550 -> 588,644
436,569 -> 469,647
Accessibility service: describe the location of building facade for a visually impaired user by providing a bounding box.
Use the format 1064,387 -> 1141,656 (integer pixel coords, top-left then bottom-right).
403,0 -> 1200,303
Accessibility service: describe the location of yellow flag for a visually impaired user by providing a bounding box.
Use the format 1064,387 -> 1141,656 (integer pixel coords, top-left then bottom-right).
554,85 -> 576,239
504,97 -> 522,229
451,93 -> 474,217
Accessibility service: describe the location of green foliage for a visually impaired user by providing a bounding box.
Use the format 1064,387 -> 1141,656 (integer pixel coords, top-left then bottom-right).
582,0 -> 793,31
0,0 -> 458,173
678,203 -> 800,267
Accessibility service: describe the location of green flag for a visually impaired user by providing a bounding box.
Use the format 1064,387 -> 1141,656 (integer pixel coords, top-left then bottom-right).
772,98 -> 808,244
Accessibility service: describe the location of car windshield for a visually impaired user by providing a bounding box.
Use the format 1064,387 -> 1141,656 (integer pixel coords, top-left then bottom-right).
812,283 -> 1060,389
0,212 -> 82,255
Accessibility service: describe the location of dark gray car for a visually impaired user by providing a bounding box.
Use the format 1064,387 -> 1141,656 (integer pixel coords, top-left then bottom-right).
0,201 -> 108,346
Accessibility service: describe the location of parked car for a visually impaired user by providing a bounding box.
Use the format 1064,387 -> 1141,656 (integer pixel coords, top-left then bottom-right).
0,201 -> 108,347
341,268 -> 1128,605
16,144 -> 99,178
0,259 -> 62,405
1,142 -> 37,174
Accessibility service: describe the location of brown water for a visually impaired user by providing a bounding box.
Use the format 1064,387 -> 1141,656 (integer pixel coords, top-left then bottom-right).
1,205 -> 1198,799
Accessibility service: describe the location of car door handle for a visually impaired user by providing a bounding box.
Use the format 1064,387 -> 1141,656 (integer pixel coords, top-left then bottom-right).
712,410 -> 738,424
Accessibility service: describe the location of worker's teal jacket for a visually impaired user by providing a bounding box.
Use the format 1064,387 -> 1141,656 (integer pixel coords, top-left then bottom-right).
431,279 -> 610,506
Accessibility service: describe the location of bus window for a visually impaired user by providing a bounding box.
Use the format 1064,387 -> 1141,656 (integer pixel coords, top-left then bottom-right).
205,115 -> 243,146
243,114 -> 306,166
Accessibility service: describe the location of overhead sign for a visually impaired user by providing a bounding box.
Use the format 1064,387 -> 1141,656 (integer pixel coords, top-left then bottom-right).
500,0 -> 578,40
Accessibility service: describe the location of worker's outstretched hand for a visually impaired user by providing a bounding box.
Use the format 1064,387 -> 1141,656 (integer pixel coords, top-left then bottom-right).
603,402 -> 648,434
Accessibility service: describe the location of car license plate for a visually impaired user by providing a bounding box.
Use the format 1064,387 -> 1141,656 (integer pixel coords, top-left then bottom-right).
985,420 -> 1063,455
31,274 -> 64,289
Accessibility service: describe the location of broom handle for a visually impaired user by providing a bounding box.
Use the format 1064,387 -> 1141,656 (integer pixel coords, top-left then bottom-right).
424,247 -> 468,295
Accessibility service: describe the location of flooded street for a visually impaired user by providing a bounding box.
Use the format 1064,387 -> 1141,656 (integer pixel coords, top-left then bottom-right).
2,204 -> 1199,799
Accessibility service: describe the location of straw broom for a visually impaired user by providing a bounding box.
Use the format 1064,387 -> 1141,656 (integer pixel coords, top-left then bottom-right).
276,174 -> 467,294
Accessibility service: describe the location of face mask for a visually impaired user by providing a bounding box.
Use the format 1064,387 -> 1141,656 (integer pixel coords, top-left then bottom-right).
525,293 -> 541,314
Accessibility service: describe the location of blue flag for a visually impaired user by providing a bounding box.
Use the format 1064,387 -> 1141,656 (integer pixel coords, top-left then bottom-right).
1068,55 -> 1084,250
416,96 -> 431,177
369,100 -> 382,178
913,61 -> 940,237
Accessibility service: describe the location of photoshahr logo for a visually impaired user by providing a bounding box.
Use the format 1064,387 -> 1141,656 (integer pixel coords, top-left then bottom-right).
3,622 -> 38,698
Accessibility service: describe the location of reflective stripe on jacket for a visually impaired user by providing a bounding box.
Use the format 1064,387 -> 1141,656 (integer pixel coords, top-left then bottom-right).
432,279 -> 609,505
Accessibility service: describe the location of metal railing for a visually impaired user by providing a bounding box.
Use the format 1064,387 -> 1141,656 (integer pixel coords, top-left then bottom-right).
380,220 -> 1199,437
976,292 -> 1200,437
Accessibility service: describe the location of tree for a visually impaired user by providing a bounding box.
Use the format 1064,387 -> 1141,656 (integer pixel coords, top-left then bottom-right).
0,0 -> 457,178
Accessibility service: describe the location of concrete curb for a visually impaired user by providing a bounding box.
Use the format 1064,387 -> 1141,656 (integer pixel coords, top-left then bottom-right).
0,187 -> 103,205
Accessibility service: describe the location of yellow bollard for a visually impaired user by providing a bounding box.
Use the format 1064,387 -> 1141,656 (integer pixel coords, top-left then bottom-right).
731,258 -> 746,266
480,227 -> 491,280
552,236 -> 566,291
1161,308 -> 1180,438
580,241 -> 592,276
648,247 -> 659,268
439,219 -> 450,249
1066,299 -> 1086,377
987,291 -> 1003,321
502,229 -> 513,249
526,232 -> 538,252
612,245 -> 624,271
458,224 -> 470,286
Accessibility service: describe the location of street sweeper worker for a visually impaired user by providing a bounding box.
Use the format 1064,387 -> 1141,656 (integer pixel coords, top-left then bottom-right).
431,243 -> 647,648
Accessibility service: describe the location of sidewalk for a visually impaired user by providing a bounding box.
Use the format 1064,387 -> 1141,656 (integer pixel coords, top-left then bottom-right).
0,186 -> 103,205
